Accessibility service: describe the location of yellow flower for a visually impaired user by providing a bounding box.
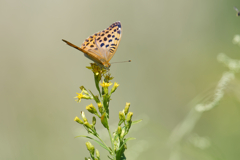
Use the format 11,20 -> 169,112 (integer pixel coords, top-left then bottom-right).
74,91 -> 91,103
74,91 -> 84,103
113,82 -> 120,88
111,82 -> 119,94
100,81 -> 113,88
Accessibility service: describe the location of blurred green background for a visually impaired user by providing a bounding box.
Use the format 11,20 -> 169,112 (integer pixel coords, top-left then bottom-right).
1,0 -> 240,159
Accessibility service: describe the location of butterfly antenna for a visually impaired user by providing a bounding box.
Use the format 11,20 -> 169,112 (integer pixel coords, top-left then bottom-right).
111,60 -> 132,64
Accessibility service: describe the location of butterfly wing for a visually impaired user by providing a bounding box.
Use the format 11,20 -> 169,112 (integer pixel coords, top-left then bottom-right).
63,21 -> 122,68
80,32 -> 104,58
95,21 -> 122,63
62,38 -> 104,65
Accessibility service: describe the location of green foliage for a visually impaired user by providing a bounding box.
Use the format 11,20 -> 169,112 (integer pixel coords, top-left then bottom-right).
74,63 -> 141,160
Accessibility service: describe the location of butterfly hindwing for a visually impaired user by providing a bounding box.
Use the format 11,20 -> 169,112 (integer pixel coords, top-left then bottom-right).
80,32 -> 104,60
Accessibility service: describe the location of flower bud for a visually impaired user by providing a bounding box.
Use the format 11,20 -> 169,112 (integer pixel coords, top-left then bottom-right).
81,111 -> 88,122
84,121 -> 92,129
86,141 -> 95,156
74,116 -> 83,124
101,113 -> 109,129
92,116 -> 96,125
119,111 -> 125,121
117,126 -> 122,136
110,82 -> 119,94
124,103 -> 130,115
96,149 -> 100,159
126,112 -> 133,131
80,86 -> 89,95
86,104 -> 99,117
97,103 -> 103,114
126,112 -> 133,123
120,128 -> 125,139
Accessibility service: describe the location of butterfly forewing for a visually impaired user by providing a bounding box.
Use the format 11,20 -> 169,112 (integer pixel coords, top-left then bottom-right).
94,21 -> 122,62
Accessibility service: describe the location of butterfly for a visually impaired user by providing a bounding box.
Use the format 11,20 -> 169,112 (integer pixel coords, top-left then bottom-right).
62,21 -> 122,69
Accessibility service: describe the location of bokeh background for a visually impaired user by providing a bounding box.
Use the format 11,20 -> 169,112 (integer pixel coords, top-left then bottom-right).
1,0 -> 240,159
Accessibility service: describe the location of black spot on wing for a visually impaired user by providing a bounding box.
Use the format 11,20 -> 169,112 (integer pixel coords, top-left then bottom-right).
90,45 -> 94,48
106,44 -> 109,48
117,30 -> 121,34
86,43 -> 89,46
109,39 -> 112,43
100,43 -> 104,47
116,22 -> 121,28
104,37 -> 107,41
97,37 -> 101,41
112,35 -> 115,38
107,34 -> 111,38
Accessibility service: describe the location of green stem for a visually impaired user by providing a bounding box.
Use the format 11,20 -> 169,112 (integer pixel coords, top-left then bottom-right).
95,134 -> 109,152
108,127 -> 116,160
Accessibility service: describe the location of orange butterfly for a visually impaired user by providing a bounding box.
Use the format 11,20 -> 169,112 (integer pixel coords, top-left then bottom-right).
62,21 -> 122,69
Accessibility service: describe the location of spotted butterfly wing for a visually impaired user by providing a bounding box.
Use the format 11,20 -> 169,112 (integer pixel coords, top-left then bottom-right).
62,21 -> 122,69
94,22 -> 122,63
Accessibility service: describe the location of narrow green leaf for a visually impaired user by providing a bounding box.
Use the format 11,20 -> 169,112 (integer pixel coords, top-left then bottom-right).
119,137 -> 136,150
102,94 -> 110,115
94,74 -> 101,96
89,90 -> 100,103
132,119 -> 142,125
75,135 -> 111,152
